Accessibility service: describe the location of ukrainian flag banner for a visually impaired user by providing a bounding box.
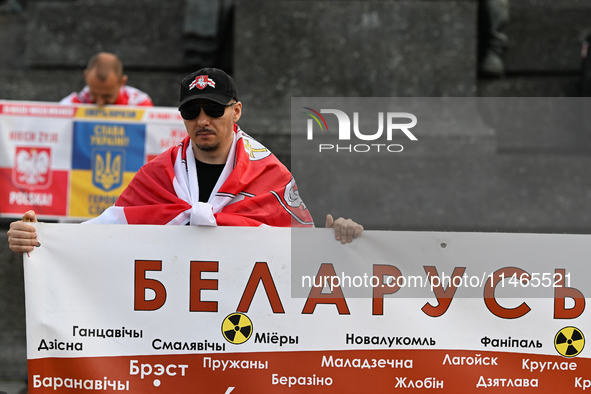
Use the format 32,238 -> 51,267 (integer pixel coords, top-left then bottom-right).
69,108 -> 146,218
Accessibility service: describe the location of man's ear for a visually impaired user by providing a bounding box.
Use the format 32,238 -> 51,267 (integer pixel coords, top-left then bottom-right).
120,74 -> 128,87
233,101 -> 242,123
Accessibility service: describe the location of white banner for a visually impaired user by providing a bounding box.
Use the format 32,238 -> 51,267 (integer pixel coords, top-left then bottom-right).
25,224 -> 591,392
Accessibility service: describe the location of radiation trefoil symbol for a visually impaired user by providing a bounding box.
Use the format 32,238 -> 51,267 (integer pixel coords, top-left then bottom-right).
555,326 -> 585,357
222,313 -> 253,344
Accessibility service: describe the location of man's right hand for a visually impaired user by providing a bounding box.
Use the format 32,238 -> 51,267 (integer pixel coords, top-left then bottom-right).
7,210 -> 40,254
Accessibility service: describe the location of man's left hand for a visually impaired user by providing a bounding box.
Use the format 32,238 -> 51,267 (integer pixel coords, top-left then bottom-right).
325,214 -> 364,244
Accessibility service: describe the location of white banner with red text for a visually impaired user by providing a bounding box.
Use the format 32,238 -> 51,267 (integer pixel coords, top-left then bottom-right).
25,224 -> 591,392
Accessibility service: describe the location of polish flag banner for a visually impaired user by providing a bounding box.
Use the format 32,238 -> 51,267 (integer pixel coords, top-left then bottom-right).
24,225 -> 591,392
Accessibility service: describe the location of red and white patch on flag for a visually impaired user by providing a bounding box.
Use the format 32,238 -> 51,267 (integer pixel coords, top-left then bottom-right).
189,75 -> 216,90
12,146 -> 52,189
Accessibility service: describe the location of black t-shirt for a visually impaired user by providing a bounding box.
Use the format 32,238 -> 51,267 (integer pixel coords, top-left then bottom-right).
196,159 -> 225,202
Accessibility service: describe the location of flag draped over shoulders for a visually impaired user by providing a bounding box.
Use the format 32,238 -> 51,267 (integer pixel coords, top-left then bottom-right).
85,125 -> 314,227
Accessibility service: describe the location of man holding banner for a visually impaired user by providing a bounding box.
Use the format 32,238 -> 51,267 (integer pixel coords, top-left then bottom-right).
7,68 -> 363,254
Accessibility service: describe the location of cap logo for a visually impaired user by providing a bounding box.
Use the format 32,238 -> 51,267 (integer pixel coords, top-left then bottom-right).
189,75 -> 216,91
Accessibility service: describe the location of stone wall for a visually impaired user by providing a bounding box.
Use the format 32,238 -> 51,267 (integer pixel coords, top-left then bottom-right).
0,230 -> 26,381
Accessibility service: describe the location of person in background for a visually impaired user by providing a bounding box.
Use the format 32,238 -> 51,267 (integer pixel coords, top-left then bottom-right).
60,52 -> 153,106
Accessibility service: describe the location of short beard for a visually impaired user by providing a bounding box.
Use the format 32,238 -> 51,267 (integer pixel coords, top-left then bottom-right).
195,140 -> 220,152
194,128 -> 219,152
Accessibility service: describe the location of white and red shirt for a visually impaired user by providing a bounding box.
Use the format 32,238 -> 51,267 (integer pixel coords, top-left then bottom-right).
60,85 -> 154,106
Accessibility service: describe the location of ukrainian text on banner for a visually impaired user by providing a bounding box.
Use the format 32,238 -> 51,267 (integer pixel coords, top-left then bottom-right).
25,224 -> 591,392
0,100 -> 186,220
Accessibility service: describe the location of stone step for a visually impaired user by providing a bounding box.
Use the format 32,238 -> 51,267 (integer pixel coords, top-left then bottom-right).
0,70 -> 83,102
504,0 -> 591,73
24,0 -> 186,69
478,75 -> 581,97
293,153 -> 591,232
478,77 -> 589,153
0,14 -> 26,70
234,0 -> 479,137
476,96 -> 591,153
0,231 -> 26,381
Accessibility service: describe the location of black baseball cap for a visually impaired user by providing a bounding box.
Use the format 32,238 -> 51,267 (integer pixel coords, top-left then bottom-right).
179,68 -> 238,109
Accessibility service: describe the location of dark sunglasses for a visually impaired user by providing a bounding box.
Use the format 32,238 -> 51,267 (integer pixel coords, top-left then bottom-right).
179,102 -> 237,120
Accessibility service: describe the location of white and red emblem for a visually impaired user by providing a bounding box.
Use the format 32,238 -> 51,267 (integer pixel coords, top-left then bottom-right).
189,75 -> 216,91
12,146 -> 52,189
